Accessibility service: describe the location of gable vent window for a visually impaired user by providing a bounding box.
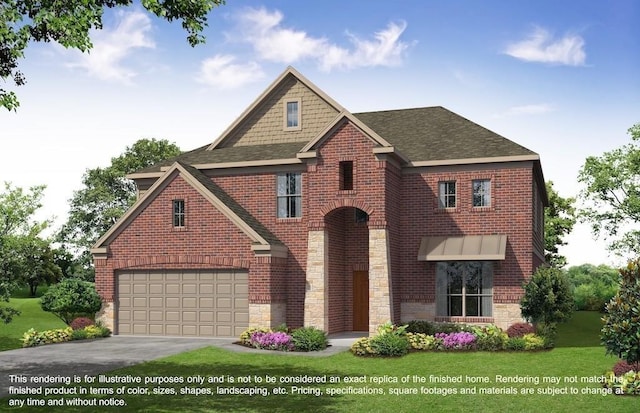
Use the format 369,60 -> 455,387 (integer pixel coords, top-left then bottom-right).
173,199 -> 185,227
339,161 -> 354,190
284,99 -> 301,130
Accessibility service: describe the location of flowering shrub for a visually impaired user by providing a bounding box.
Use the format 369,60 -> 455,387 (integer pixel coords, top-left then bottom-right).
522,333 -> 545,350
435,332 -> 476,350
249,331 -> 294,351
22,327 -> 73,347
406,333 -> 439,351
239,327 -> 270,345
351,337 -> 375,356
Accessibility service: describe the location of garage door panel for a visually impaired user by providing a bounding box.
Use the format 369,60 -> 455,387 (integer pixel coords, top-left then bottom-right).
117,270 -> 248,337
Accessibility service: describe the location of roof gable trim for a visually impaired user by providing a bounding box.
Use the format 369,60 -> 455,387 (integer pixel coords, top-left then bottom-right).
92,162 -> 271,252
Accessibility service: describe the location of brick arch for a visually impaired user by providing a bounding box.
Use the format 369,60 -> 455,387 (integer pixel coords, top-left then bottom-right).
110,255 -> 251,270
319,199 -> 374,217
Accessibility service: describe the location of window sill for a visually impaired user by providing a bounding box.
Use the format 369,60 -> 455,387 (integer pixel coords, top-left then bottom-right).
435,316 -> 494,324
172,226 -> 188,232
276,217 -> 303,223
434,207 -> 459,213
337,190 -> 357,196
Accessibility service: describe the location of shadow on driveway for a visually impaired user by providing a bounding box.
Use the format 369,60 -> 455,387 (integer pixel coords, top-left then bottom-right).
0,336 -> 233,398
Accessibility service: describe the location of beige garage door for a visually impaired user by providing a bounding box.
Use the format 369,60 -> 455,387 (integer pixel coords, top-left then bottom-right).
116,270 -> 248,337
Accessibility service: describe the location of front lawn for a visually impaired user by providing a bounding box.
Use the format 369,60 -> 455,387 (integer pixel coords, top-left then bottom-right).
0,288 -> 66,351
2,311 -> 636,412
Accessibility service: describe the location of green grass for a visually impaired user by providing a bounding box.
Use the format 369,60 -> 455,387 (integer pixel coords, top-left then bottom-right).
556,311 -> 604,347
0,287 -> 66,351
2,311 -> 636,412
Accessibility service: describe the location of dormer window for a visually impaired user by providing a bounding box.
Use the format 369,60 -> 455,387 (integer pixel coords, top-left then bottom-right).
284,99 -> 301,130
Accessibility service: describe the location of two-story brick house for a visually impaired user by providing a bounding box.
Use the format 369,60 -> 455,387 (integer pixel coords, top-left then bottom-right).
92,67 -> 547,337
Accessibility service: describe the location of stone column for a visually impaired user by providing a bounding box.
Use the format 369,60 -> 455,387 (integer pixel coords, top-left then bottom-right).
369,228 -> 394,334
304,230 -> 328,331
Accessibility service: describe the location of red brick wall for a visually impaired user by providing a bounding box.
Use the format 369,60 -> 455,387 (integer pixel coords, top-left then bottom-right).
97,119 -> 540,330
399,163 -> 536,307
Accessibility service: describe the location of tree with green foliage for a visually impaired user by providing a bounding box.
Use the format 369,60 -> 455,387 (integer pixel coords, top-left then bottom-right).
1,0 -> 226,110
578,123 -> 640,258
601,259 -> 640,366
14,237 -> 62,297
0,183 -> 53,322
565,263 -> 619,311
521,266 -> 574,325
544,181 -> 576,268
40,278 -> 102,324
57,138 -> 181,276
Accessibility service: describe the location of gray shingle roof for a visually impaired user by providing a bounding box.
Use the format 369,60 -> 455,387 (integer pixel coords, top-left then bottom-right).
179,162 -> 283,245
353,106 -> 537,162
135,106 -> 536,175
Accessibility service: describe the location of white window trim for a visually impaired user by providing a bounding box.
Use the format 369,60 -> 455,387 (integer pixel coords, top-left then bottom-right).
472,179 -> 491,208
283,98 -> 302,131
276,173 -> 302,218
438,181 -> 456,209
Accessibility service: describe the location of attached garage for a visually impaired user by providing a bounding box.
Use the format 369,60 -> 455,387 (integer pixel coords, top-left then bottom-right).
116,269 -> 249,337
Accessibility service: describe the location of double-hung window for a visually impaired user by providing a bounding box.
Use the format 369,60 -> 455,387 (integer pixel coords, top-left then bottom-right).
277,173 -> 302,218
284,99 -> 301,130
436,261 -> 493,317
472,179 -> 491,207
438,181 -> 456,208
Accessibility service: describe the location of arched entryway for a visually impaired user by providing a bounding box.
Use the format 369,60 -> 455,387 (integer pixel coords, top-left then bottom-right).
324,207 -> 370,333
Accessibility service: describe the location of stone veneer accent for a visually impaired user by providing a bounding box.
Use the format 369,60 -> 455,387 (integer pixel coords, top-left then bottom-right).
95,301 -> 115,332
303,230 -> 328,331
492,303 -> 526,330
249,302 -> 286,328
368,228 -> 394,334
400,302 -> 436,322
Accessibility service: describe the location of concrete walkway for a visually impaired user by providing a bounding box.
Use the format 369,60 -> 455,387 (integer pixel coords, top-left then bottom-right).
0,333 -> 363,398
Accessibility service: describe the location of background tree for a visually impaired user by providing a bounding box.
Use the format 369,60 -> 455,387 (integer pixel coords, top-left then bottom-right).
578,123 -> 640,258
601,259 -> 640,367
565,263 -> 619,311
14,238 -> 62,297
57,138 -> 181,277
0,183 -> 52,322
1,0 -> 225,110
544,181 -> 576,268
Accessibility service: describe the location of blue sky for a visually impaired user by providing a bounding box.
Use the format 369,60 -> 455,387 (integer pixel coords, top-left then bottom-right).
1,0 -> 638,267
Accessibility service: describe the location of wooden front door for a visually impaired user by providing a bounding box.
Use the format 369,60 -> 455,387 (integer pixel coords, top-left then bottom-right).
352,271 -> 369,331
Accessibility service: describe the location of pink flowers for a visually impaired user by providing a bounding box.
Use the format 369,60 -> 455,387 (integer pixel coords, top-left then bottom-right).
250,331 -> 294,351
435,332 -> 477,350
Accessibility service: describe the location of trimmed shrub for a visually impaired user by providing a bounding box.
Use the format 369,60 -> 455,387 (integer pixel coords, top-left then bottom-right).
506,336 -> 527,351
433,322 -> 474,334
83,324 -> 111,338
613,360 -> 640,377
406,320 -> 435,335
406,333 -> 439,351
473,325 -> 508,351
522,333 -> 546,350
291,327 -> 328,352
536,322 -> 558,349
22,327 -> 73,347
351,337 -> 375,356
521,266 -> 574,325
273,323 -> 289,333
71,328 -> 89,340
40,279 -> 102,324
506,322 -> 536,338
70,317 -> 95,330
369,333 -> 410,357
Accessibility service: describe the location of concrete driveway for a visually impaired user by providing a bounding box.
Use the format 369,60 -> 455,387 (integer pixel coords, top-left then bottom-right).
0,333 -> 360,398
0,336 -> 234,398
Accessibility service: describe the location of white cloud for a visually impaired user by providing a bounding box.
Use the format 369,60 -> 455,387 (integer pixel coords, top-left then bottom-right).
504,26 -> 586,66
196,55 -> 265,89
494,103 -> 555,118
62,10 -> 155,83
229,7 -> 410,72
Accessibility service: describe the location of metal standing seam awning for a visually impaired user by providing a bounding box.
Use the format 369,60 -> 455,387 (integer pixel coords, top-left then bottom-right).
417,235 -> 507,261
